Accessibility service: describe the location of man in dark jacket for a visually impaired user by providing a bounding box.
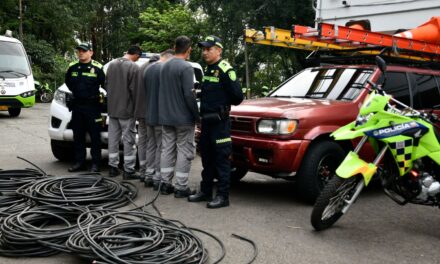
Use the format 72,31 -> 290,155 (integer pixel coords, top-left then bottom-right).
158,36 -> 199,197
65,43 -> 105,173
188,36 -> 244,208
135,54 -> 160,181
143,50 -> 174,188
105,45 -> 142,179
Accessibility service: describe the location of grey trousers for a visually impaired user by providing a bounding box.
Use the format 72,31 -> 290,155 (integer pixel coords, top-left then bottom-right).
137,118 -> 148,175
160,125 -> 196,190
108,117 -> 136,172
145,125 -> 162,182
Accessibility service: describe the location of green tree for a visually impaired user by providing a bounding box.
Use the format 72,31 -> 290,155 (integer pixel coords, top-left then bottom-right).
189,0 -> 314,96
138,2 -> 205,54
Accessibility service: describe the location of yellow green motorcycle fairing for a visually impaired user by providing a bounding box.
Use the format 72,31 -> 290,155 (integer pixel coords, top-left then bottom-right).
332,90 -> 440,186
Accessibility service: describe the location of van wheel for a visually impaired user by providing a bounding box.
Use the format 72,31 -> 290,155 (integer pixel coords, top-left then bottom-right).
8,107 -> 21,117
51,140 -> 74,161
296,141 -> 345,203
231,166 -> 248,183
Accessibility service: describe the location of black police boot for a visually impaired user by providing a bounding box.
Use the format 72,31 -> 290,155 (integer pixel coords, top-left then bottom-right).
188,191 -> 212,202
174,188 -> 196,198
160,183 -> 174,195
90,164 -> 100,173
68,163 -> 86,172
108,166 -> 120,177
123,171 -> 139,180
207,196 -> 229,209
144,178 -> 154,188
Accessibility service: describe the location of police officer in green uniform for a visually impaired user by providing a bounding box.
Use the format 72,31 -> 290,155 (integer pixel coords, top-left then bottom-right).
65,43 -> 105,173
188,36 -> 244,208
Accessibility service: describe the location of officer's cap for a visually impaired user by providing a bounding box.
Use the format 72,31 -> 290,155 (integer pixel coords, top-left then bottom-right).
76,43 -> 92,51
198,36 -> 223,49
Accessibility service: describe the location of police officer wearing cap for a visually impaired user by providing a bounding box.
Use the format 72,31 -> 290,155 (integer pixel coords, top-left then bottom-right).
188,36 -> 244,208
65,43 -> 105,173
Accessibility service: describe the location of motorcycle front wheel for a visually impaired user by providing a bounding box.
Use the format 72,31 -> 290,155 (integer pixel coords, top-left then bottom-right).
40,92 -> 53,103
311,175 -> 362,231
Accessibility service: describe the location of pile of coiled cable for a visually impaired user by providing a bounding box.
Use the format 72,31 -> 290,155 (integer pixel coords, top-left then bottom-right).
0,159 -> 258,263
0,168 -> 46,194
16,175 -> 137,209
67,210 -> 210,264
0,205 -> 93,257
0,168 -> 45,220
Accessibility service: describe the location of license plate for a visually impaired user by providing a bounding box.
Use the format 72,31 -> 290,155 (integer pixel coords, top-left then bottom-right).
0,106 -> 8,111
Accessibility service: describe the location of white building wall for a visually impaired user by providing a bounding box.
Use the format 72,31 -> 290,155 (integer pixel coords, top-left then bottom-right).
315,0 -> 440,33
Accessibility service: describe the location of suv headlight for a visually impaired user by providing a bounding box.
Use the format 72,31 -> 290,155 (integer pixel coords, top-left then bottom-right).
53,89 -> 67,106
257,119 -> 298,135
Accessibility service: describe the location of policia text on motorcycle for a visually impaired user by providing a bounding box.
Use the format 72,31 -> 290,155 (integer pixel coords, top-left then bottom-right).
188,36 -> 244,209
65,43 -> 105,173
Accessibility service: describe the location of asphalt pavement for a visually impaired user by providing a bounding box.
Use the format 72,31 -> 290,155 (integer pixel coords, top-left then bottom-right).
0,103 -> 440,264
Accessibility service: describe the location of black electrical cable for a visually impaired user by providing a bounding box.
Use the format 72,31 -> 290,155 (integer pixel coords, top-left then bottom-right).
16,175 -> 137,209
17,156 -> 49,176
0,168 -> 45,194
0,205 -> 93,257
67,210 -> 209,264
0,165 -> 46,221
231,233 -> 258,264
0,195 -> 35,218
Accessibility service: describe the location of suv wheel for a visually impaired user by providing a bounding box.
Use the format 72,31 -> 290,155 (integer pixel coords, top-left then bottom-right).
296,141 -> 345,203
8,107 -> 21,117
231,166 -> 248,183
51,140 -> 74,161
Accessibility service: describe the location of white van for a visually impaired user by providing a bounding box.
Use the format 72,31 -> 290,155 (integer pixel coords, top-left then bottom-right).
0,34 -> 35,117
48,53 -> 203,161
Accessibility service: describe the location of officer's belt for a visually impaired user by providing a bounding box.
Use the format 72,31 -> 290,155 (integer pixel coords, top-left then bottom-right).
203,76 -> 219,83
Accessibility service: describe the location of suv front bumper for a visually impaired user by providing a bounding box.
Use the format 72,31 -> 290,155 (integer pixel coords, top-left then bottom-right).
231,135 -> 311,177
48,99 -> 109,144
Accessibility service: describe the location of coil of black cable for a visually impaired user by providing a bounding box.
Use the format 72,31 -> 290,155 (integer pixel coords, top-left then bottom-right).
16,175 -> 137,209
67,210 -> 208,264
0,205 -> 94,257
0,168 -> 45,195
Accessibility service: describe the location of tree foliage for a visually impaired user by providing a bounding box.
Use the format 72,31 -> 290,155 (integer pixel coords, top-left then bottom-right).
0,0 -> 314,95
139,3 -> 202,53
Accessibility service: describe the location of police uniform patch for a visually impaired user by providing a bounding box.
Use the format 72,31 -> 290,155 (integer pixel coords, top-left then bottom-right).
228,70 -> 236,81
90,68 -> 95,74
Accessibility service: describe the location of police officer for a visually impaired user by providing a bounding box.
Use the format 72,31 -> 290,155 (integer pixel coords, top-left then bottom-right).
65,43 -> 105,173
188,36 -> 244,208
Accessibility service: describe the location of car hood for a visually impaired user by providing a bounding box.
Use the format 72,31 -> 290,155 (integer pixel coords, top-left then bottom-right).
231,97 -> 351,118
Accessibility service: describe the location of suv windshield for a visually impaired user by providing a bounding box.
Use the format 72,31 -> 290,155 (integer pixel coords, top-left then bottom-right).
271,68 -> 373,101
0,41 -> 31,77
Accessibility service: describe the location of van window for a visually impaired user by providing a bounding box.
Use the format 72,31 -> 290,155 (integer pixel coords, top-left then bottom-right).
413,74 -> 440,109
271,68 -> 372,101
382,72 -> 411,106
0,41 -> 31,76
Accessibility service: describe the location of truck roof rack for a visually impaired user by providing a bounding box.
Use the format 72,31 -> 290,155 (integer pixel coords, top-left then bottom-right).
245,22 -> 440,64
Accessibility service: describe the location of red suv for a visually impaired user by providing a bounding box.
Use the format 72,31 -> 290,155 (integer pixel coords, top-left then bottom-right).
229,63 -> 440,202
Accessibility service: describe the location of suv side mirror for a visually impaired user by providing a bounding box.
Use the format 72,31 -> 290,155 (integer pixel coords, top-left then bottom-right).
375,56 -> 386,73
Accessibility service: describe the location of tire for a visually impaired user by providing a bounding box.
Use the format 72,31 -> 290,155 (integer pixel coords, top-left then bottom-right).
40,92 -> 53,103
311,176 -> 361,231
231,166 -> 248,183
296,141 -> 345,203
8,107 -> 21,117
51,140 -> 75,161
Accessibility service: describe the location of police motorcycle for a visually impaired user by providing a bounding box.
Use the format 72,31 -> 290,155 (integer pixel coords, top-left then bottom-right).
311,56 -> 440,231
34,80 -> 53,103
